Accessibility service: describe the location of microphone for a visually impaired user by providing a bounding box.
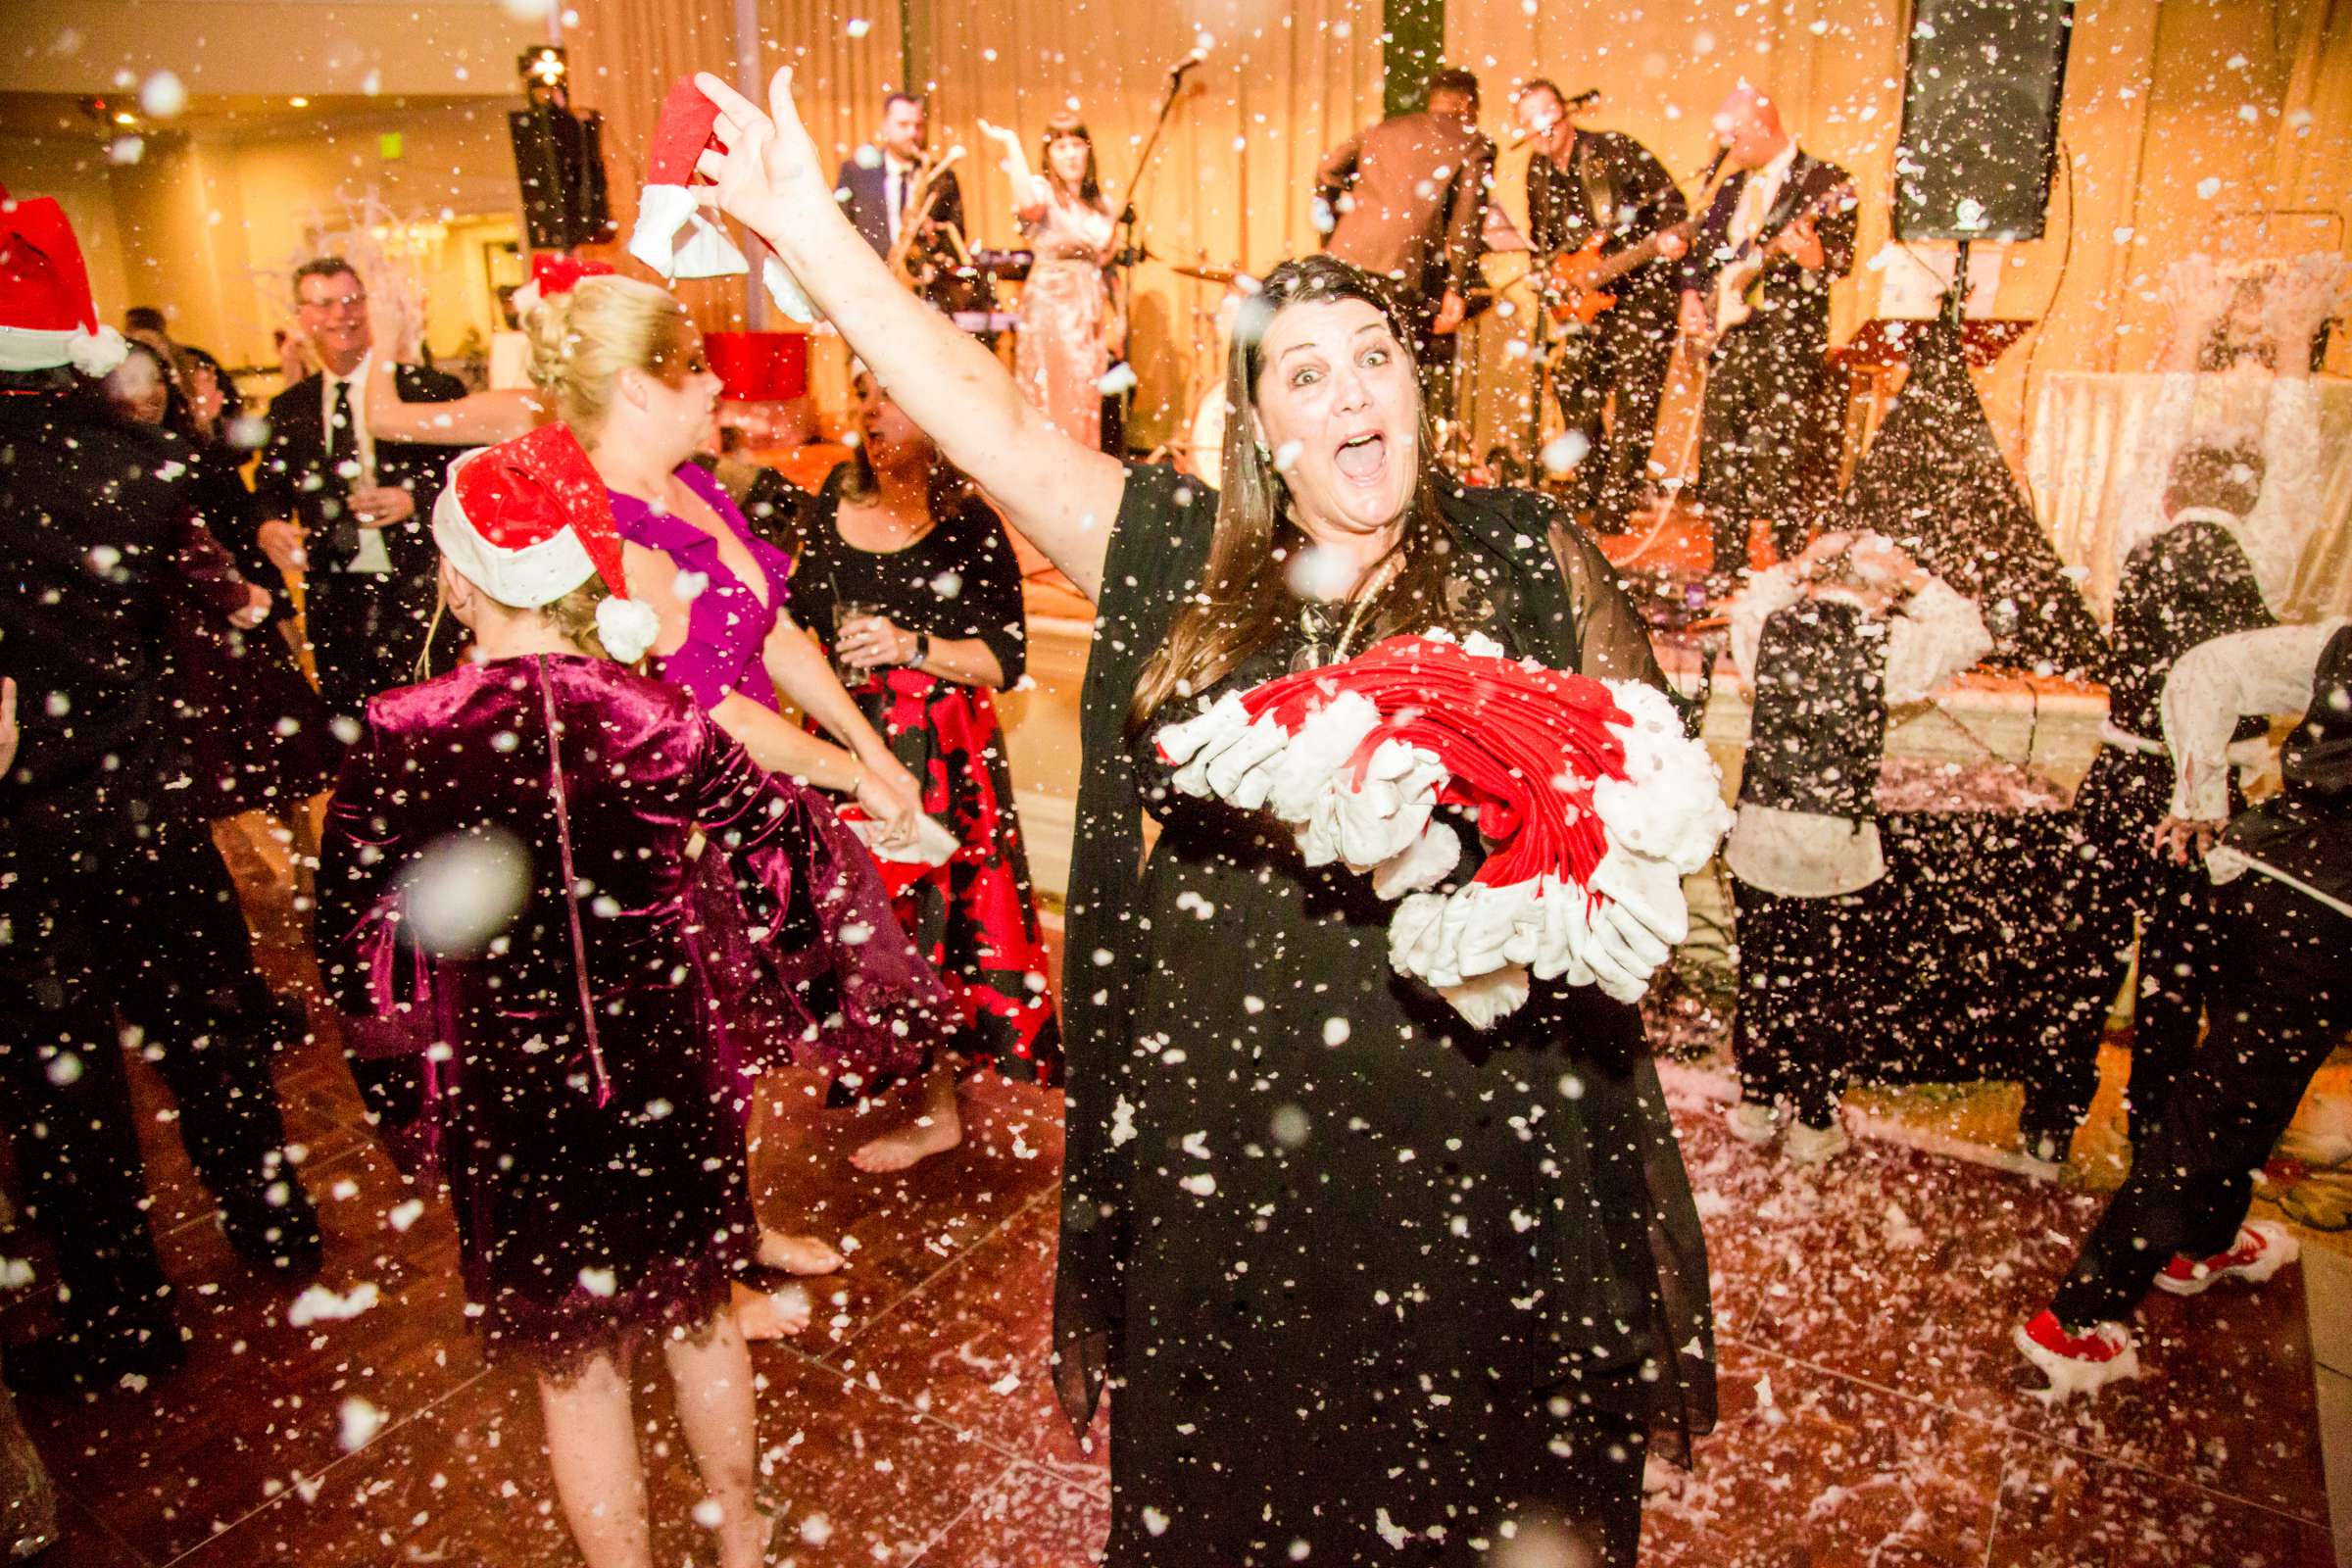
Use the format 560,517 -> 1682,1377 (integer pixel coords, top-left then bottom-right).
1168,47 -> 1207,82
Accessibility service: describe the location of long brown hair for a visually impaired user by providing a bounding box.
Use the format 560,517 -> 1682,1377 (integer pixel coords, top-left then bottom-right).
1129,255 -> 1480,729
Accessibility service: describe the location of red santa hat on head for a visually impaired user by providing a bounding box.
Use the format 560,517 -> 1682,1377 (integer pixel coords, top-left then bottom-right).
626,77 -> 816,322
431,423 -> 663,662
0,182 -> 129,376
509,252 -> 614,321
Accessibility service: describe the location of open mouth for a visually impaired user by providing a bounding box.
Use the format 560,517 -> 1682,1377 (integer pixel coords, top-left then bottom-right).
1334,430 -> 1388,484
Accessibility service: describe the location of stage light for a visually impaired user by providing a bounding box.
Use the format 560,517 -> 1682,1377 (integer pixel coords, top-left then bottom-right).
113,111 -> 136,125
289,96 -> 310,108
520,45 -> 568,89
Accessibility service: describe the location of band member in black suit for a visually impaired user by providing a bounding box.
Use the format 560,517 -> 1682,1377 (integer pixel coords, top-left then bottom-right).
834,91 -> 967,300
1513,80 -> 1689,532
1677,84 -> 1857,579
253,258 -> 467,721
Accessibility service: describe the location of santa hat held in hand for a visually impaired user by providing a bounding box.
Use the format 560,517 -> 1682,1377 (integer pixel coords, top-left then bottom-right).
0,182 -> 129,376
628,76 -> 814,321
431,423 -> 663,662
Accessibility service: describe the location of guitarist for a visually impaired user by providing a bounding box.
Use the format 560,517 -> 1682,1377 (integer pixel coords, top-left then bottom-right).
1514,79 -> 1690,532
1678,82 -> 1857,583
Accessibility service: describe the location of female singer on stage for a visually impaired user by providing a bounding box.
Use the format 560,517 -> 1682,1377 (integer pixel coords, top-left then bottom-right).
318,425 -> 947,1567
785,374 -> 1062,1171
693,70 -> 1712,1566
979,114 -> 1119,451
364,277 -> 925,1295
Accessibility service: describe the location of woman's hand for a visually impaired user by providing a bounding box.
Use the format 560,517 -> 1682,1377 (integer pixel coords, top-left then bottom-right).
231,582 -> 272,629
853,760 -> 923,849
2263,254 -> 2348,361
2150,814 -> 2226,865
838,612 -> 919,670
976,118 -> 1022,155
691,70 -> 838,264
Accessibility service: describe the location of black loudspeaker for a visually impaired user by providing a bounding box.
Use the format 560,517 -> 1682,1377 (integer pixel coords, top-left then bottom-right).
1893,0 -> 2073,242
509,106 -> 614,250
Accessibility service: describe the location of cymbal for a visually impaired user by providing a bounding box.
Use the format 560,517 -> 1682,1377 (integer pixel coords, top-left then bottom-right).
1171,263 -> 1242,284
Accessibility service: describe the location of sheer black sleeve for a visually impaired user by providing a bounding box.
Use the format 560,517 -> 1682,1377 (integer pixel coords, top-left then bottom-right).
947,498 -> 1030,688
1548,516 -> 1670,692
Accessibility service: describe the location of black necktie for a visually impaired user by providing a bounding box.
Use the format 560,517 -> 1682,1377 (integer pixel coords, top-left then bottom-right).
325,378 -> 360,562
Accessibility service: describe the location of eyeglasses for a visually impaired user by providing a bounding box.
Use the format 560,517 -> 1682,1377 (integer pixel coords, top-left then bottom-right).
300,291 -> 368,314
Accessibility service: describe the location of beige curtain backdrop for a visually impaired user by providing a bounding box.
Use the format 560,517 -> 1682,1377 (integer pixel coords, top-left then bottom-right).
563,0 -> 2348,462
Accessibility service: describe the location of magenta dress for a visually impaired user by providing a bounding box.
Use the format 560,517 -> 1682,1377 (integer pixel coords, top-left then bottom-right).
318,655 -> 947,1370
609,462 -> 797,711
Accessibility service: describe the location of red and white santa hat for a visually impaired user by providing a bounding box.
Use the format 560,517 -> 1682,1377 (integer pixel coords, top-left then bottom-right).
0,182 -> 129,376
509,252 -> 614,321
628,76 -> 816,322
430,423 -> 662,662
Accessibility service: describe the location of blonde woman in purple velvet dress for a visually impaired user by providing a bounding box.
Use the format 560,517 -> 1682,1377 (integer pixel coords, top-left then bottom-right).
366,277 -> 940,1285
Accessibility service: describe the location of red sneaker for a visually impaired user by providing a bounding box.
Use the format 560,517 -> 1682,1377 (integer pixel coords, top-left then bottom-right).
2155,1220 -> 2299,1297
2013,1309 -> 2139,1398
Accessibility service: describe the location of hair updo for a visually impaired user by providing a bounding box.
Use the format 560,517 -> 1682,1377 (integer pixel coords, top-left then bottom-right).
523,274 -> 698,437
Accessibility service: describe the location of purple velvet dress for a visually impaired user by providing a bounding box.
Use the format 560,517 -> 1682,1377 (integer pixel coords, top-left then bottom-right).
610,463 -> 797,712
318,655 -> 947,1370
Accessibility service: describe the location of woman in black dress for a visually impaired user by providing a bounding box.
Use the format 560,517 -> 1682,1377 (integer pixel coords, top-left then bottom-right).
168,345 -> 343,824
786,375 -> 1062,1172
698,70 -> 1712,1565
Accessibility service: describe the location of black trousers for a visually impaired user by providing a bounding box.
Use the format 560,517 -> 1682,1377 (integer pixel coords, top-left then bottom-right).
2038,745 -> 2232,1141
1694,321 -> 1840,572
0,809 -> 292,1349
1549,299 -> 1677,531
304,568 -> 440,723
2050,872 -> 2348,1326
1731,877 -> 1881,1128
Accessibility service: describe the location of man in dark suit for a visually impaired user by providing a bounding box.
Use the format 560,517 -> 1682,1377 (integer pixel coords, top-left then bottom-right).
834,92 -> 966,301
253,257 -> 466,722
3,195 -> 319,1388
1678,84 -> 1857,579
1317,68 -> 1494,377
1514,79 -> 1690,531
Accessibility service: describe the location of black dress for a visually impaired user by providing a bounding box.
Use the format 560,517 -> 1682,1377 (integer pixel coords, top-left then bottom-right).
163,440 -> 342,817
1056,465 -> 1713,1567
787,468 -> 1062,1080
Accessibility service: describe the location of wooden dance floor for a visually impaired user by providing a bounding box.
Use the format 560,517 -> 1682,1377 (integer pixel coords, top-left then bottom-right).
1,833 -> 2332,1566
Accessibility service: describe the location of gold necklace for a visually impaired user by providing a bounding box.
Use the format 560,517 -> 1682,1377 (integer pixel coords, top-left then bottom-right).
1295,553 -> 1403,671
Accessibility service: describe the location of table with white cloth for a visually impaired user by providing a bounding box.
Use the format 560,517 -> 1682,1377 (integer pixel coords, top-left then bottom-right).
1672,645 -> 2117,1109
2026,369 -> 2352,623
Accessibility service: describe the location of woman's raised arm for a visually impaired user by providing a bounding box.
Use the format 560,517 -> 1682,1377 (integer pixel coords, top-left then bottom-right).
694,70 -> 1124,601
364,353 -> 543,446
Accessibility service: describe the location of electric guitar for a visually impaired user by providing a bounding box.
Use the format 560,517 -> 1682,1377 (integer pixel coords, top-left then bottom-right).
1538,159 -> 1733,326
1686,175 -> 1854,358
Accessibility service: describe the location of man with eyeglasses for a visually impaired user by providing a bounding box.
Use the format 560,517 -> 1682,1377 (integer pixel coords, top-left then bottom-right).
254,258 -> 466,723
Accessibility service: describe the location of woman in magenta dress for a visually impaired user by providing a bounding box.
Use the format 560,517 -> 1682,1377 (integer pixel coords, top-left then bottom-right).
318,424 -> 947,1568
785,375 -> 1062,1171
367,275 -> 928,1267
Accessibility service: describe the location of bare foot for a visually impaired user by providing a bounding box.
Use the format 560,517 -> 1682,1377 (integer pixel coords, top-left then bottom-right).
730,1278 -> 810,1340
757,1228 -> 845,1276
849,1105 -> 964,1174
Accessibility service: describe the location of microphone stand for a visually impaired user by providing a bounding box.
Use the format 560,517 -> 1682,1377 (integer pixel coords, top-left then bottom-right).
1108,64 -> 1192,450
